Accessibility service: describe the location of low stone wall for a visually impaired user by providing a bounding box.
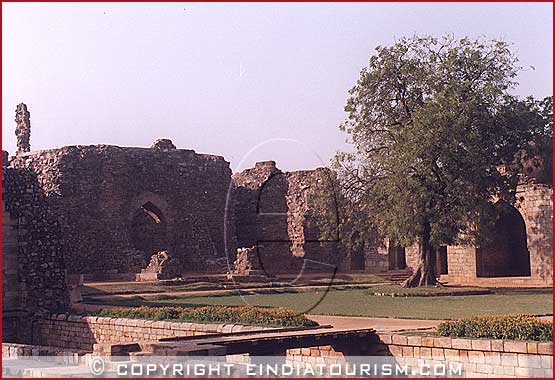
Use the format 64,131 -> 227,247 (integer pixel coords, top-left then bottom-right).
38,314 -> 273,352
286,333 -> 553,378
2,342 -> 89,361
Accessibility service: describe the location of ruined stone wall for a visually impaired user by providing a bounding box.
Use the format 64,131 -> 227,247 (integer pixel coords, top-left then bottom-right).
515,183 -> 552,284
404,182 -> 552,286
232,162 -> 340,274
2,152 -> 69,343
9,144 -> 233,276
285,168 -> 341,269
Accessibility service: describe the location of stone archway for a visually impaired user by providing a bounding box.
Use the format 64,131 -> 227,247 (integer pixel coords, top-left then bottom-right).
435,246 -> 448,276
350,233 -> 366,271
388,245 -> 406,270
476,202 -> 531,277
130,201 -> 168,261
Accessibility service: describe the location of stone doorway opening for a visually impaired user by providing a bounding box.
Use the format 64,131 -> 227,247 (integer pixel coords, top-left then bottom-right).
435,246 -> 448,276
350,246 -> 365,271
388,245 -> 406,270
476,203 -> 531,277
130,201 -> 168,261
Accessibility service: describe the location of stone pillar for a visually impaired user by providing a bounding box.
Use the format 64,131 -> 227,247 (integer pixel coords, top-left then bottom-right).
15,103 -> 31,154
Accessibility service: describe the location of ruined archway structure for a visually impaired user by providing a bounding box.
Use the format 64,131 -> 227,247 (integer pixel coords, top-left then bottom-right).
404,183 -> 552,287
8,142 -> 235,279
3,106 -> 552,286
476,202 -> 531,278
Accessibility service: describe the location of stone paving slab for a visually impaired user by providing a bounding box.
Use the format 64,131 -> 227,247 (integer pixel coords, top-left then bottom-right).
306,314 -> 442,332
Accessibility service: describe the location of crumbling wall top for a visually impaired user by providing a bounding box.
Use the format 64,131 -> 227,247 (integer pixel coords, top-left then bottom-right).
15,103 -> 31,154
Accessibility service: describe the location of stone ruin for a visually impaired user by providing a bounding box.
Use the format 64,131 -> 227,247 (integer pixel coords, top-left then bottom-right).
151,138 -> 176,151
2,149 -> 68,344
138,250 -> 180,281
231,161 -> 345,276
227,246 -> 268,281
1,104 -> 553,344
14,103 -> 31,154
7,142 -> 234,278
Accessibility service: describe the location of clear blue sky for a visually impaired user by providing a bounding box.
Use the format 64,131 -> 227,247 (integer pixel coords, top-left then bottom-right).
2,2 -> 552,171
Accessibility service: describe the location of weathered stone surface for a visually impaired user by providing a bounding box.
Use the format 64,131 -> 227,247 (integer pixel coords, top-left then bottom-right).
230,246 -> 262,275
15,103 -> 31,153
231,162 -> 342,275
151,138 -> 176,151
9,142 -> 234,276
2,161 -> 69,343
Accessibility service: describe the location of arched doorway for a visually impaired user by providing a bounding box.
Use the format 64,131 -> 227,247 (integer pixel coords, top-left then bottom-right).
388,244 -> 406,270
350,233 -> 366,270
130,202 -> 168,261
435,246 -> 448,276
476,203 -> 531,277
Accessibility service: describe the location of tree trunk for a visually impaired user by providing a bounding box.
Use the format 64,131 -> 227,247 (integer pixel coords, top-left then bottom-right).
402,220 -> 438,288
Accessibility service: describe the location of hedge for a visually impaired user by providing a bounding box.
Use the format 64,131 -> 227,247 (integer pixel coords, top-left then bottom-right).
437,314 -> 552,342
92,305 -> 317,328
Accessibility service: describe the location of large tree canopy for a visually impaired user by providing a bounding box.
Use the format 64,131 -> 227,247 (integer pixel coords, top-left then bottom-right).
331,35 -> 552,287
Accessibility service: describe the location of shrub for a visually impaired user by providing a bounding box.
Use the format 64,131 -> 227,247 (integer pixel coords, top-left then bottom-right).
437,314 -> 552,341
93,305 -> 317,328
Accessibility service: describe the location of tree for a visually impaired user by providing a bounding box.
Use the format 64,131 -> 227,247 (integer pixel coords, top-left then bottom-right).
333,35 -> 552,287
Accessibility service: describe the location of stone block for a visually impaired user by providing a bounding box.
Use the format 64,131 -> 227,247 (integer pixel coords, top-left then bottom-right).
517,353 -> 542,368
421,337 -> 435,347
514,367 -> 532,377
402,346 -> 414,357
468,351 -> 485,364
491,365 -> 504,375
444,348 -> 459,358
431,348 -> 445,360
503,341 -> 527,353
484,351 -> 501,365
471,339 -> 491,351
392,335 -> 408,346
389,345 -> 403,356
540,355 -> 552,369
433,337 -> 451,348
501,353 -> 518,366
502,365 -> 515,375
537,343 -> 552,355
451,338 -> 472,350
379,334 -> 392,344
420,347 -> 432,359
406,335 -> 422,346
526,342 -> 538,354
476,363 -> 493,374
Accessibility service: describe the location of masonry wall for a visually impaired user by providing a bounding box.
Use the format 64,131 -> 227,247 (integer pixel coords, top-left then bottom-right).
9,144 -> 234,275
2,153 -> 69,343
406,183 -> 553,286
516,183 -> 553,283
285,333 -> 553,378
2,201 -> 21,343
37,314 -> 273,352
232,162 -> 341,275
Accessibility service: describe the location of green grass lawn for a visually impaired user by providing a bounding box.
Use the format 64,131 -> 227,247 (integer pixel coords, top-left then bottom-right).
81,274 -> 390,296
90,288 -> 553,320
